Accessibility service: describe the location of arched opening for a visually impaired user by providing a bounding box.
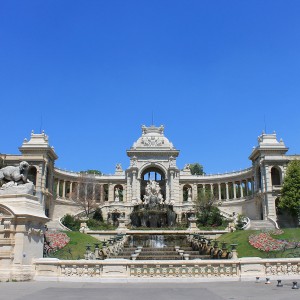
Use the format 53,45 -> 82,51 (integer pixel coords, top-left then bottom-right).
95,184 -> 101,203
103,184 -> 109,201
114,184 -> 123,201
27,166 -> 37,186
257,167 -> 262,190
183,184 -> 192,201
141,167 -> 165,201
271,167 -> 281,186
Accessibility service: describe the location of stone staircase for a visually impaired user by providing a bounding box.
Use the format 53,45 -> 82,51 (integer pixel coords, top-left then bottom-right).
248,220 -> 276,230
117,245 -> 209,260
46,218 -> 66,230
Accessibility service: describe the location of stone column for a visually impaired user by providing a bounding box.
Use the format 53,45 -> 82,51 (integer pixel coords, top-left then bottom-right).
132,171 -> 137,201
84,184 -> 87,200
76,182 -> 80,200
56,179 -> 60,197
218,183 -> 221,200
240,181 -> 243,198
169,171 -> 174,201
245,180 -> 248,196
100,184 -> 104,202
62,181 -> 66,199
70,182 -> 73,199
233,182 -> 236,199
192,183 -> 197,202
93,184 -> 95,201
225,182 -> 229,200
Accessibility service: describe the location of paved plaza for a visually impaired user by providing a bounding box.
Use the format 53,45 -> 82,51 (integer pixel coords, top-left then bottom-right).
1,280 -> 299,300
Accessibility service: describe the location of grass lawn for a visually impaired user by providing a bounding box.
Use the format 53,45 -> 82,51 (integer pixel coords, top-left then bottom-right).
217,228 -> 300,258
272,228 -> 300,241
50,228 -> 300,260
51,231 -> 101,260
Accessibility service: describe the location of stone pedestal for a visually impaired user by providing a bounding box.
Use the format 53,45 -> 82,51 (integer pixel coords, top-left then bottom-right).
188,217 -> 198,231
117,217 -> 128,233
0,194 -> 48,281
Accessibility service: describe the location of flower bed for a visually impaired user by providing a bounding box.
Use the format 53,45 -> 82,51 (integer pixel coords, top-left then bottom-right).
45,231 -> 70,252
249,230 -> 300,252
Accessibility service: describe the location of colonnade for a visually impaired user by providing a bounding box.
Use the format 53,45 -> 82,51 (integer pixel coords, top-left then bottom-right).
182,177 -> 255,202
54,178 -> 126,203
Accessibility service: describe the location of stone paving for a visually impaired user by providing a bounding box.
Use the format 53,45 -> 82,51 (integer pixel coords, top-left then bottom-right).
0,280 -> 300,300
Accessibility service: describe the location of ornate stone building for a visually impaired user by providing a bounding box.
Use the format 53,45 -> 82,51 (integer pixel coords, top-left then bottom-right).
1,125 -> 299,228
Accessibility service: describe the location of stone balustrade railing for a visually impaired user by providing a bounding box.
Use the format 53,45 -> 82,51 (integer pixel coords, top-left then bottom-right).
34,257 -> 300,281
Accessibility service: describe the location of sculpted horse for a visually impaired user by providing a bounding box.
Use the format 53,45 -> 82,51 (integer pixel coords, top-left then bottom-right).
0,161 -> 30,184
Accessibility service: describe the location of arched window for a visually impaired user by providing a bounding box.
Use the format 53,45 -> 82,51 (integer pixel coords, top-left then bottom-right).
183,185 -> 192,201
271,167 -> 281,186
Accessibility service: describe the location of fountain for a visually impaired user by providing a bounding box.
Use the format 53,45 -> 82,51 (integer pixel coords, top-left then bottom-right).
130,180 -> 177,228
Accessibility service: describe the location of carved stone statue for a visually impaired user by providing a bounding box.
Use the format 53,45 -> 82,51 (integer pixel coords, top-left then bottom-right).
0,161 -> 34,195
143,180 -> 164,208
0,161 -> 30,184
115,163 -> 122,172
115,188 -> 120,202
187,187 -> 192,202
183,164 -> 190,171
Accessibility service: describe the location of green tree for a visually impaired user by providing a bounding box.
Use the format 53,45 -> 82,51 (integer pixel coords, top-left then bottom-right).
279,160 -> 300,225
194,189 -> 224,226
189,163 -> 204,175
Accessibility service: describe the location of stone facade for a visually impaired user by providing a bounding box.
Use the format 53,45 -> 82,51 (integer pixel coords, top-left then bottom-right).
1,126 -> 299,227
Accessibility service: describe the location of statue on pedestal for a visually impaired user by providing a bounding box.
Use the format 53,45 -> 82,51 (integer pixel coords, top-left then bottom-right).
0,161 -> 34,195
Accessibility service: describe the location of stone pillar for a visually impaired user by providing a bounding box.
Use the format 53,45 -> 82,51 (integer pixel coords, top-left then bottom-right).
210,184 -> 213,196
233,182 -> 236,199
218,183 -> 221,200
77,182 -> 80,200
0,194 -> 48,281
84,184 -> 88,200
240,181 -> 243,198
69,182 -> 73,199
226,182 -> 229,200
62,181 -> 66,199
132,171 -> 137,202
165,178 -> 169,202
192,183 -> 197,202
56,179 -> 60,197
108,183 -> 114,202
92,184 -> 95,201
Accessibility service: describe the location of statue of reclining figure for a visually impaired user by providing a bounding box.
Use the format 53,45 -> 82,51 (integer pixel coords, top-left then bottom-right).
0,161 -> 30,184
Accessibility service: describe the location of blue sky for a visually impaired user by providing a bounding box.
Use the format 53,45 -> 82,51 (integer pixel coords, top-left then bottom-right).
0,1 -> 300,174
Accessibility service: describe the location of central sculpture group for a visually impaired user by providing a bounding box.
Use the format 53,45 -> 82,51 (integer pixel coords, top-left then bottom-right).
130,180 -> 177,228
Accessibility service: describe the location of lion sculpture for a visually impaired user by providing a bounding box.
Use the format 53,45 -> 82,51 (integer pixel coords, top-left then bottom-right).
0,161 -> 30,184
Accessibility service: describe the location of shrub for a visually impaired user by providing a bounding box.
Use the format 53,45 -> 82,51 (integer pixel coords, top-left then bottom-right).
197,206 -> 225,227
92,208 -> 103,222
61,214 -> 81,231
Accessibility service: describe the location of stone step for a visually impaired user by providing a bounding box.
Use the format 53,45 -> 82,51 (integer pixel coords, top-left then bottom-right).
46,219 -> 65,230
248,220 -> 276,230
